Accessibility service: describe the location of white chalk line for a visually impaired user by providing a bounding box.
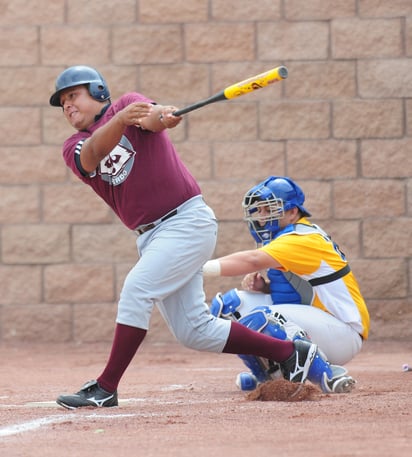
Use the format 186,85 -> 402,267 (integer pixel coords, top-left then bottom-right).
0,378 -> 234,438
0,396 -> 216,410
0,398 -> 143,409
0,394 -> 226,437
0,411 -> 153,438
0,382 -> 220,410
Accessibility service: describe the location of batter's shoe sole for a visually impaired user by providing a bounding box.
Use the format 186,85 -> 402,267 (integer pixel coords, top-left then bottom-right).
280,339 -> 317,383
56,380 -> 118,409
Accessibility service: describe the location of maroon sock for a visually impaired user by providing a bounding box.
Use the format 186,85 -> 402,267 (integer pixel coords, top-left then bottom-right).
222,321 -> 294,362
97,323 -> 147,393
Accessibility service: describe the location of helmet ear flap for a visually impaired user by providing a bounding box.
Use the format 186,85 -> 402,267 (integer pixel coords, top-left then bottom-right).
88,81 -> 110,102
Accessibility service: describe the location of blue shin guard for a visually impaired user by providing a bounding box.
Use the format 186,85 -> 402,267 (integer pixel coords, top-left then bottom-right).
305,348 -> 355,393
236,307 -> 288,386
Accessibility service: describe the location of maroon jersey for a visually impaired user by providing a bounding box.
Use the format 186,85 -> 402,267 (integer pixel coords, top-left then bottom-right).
62,93 -> 201,229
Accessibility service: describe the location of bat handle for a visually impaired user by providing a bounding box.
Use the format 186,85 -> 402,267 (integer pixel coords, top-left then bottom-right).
173,91 -> 226,117
173,102 -> 204,117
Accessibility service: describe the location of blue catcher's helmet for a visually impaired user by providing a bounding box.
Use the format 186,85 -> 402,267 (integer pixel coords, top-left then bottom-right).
242,176 -> 311,243
49,65 -> 110,107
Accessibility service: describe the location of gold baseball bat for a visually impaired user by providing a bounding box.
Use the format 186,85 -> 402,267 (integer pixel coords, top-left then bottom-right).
173,66 -> 288,116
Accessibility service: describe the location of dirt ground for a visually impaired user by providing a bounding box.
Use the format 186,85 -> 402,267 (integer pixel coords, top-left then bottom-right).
0,339 -> 411,457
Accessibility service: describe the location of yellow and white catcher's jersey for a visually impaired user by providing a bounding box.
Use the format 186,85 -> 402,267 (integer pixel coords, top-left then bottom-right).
260,218 -> 370,339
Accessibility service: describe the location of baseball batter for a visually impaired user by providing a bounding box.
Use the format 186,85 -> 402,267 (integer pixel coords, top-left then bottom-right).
50,66 -> 324,409
204,176 -> 370,390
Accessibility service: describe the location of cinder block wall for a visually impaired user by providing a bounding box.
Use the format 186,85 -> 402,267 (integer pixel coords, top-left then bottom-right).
0,0 -> 411,343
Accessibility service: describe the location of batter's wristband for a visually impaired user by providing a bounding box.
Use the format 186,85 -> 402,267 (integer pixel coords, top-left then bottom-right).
202,259 -> 221,277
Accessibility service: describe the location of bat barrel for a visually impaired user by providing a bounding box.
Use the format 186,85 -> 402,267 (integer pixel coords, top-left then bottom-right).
223,65 -> 288,100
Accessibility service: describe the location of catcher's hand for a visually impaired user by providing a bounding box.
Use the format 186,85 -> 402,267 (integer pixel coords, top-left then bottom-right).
241,272 -> 268,292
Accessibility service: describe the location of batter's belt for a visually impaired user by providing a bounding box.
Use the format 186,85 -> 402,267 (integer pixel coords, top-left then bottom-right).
134,209 -> 177,235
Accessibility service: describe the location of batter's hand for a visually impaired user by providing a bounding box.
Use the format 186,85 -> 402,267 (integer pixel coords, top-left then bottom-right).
159,106 -> 182,129
137,104 -> 182,132
241,272 -> 267,292
118,102 -> 154,127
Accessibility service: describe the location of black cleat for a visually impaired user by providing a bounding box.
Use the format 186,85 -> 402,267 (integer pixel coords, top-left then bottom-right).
56,380 -> 118,410
280,339 -> 317,383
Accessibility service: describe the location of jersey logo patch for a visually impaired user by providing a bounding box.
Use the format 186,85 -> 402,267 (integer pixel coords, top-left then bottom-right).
99,135 -> 135,186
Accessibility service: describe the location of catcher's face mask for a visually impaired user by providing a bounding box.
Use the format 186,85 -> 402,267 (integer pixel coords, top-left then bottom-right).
242,176 -> 311,244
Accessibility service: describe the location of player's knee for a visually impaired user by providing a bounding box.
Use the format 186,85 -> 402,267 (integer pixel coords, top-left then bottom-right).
173,315 -> 228,351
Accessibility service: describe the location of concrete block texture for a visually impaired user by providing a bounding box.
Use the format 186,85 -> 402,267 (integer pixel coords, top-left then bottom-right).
0,1 -> 411,343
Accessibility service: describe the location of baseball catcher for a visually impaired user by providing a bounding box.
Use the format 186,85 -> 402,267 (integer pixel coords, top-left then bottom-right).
204,176 -> 369,393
